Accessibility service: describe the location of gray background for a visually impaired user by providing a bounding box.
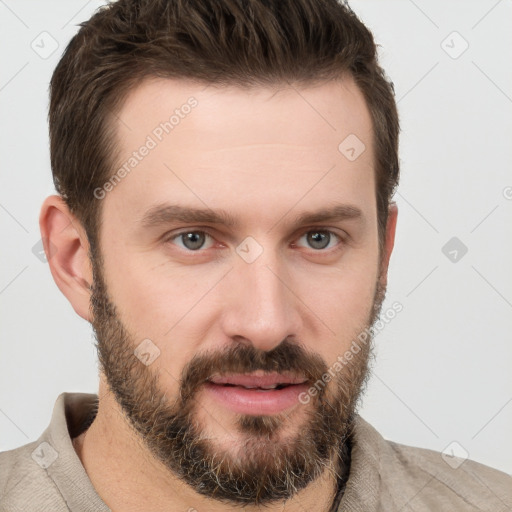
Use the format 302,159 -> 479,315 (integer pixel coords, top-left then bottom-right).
1,0 -> 511,474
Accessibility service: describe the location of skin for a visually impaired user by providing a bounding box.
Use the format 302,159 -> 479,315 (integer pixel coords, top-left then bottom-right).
40,76 -> 398,512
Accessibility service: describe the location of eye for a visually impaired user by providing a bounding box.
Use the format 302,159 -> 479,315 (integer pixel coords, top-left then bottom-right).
169,231 -> 215,251
295,230 -> 341,251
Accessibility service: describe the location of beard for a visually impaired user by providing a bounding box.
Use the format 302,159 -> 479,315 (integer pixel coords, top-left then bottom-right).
89,251 -> 386,506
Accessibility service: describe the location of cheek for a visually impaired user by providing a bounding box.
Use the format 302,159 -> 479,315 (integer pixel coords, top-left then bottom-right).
100,242 -> 226,372
329,267 -> 377,320
298,256 -> 378,362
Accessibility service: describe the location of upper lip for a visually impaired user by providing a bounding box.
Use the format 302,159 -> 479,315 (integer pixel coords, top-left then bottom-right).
207,371 -> 307,388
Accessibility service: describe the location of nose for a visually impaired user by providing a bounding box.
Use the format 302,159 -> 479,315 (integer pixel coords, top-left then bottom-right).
219,256 -> 303,352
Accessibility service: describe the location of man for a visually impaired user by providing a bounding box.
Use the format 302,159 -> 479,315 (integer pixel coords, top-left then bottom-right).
0,0 -> 510,510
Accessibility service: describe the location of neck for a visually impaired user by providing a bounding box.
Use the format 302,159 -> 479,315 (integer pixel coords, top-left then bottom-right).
73,378 -> 348,512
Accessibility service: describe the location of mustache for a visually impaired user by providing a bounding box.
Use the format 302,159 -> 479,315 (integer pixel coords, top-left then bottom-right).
179,339 -> 328,401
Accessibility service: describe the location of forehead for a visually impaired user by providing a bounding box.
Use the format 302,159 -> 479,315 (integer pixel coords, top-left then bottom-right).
105,76 -> 375,227
116,76 -> 373,147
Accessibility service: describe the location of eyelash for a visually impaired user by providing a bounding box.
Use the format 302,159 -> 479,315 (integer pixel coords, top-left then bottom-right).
165,228 -> 346,254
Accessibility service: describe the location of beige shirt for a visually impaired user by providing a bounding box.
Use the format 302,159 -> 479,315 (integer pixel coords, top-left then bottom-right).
1,392 -> 511,511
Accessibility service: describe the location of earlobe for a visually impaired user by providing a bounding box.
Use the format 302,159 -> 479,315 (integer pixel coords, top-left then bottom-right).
39,195 -> 93,322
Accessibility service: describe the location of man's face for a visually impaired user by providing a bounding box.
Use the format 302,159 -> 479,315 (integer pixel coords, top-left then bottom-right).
90,77 -> 384,504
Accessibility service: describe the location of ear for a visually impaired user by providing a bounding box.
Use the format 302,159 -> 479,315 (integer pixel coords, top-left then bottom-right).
378,202 -> 398,289
39,195 -> 93,322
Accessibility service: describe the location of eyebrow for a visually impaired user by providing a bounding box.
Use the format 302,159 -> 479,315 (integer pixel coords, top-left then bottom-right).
139,203 -> 363,230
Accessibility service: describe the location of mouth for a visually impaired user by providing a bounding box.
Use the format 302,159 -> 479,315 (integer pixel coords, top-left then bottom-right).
218,383 -> 293,390
203,371 -> 309,415
208,371 -> 307,389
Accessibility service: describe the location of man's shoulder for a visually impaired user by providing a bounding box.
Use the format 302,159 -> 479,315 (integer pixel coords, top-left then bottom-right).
0,439 -> 64,512
348,417 -> 512,511
388,438 -> 512,499
389,436 -> 510,478
0,392 -> 105,512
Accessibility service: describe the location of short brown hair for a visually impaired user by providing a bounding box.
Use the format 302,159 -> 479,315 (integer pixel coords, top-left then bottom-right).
49,0 -> 399,257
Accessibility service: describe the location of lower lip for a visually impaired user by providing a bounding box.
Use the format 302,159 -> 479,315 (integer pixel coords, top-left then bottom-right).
204,382 -> 309,415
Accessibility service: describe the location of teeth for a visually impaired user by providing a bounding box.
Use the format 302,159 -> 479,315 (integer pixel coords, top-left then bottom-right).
243,384 -> 279,390
217,383 -> 289,389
